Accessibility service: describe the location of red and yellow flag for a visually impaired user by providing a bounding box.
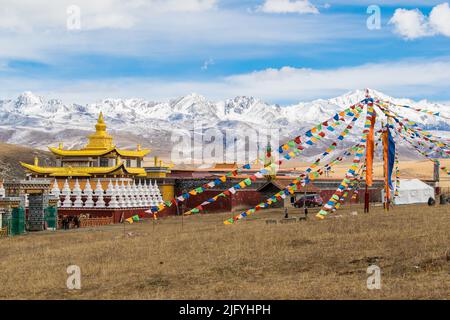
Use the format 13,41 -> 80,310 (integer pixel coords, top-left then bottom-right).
365,112 -> 376,187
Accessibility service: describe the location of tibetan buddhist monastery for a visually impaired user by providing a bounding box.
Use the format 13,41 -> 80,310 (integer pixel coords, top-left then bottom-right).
20,112 -> 150,179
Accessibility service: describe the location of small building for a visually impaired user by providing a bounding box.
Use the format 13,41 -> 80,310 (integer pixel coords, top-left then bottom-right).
257,180 -> 321,208
385,179 -> 435,205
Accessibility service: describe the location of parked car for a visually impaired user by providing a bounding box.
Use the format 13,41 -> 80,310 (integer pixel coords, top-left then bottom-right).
294,194 -> 323,208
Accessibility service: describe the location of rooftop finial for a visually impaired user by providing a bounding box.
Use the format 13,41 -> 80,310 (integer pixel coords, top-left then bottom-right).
95,112 -> 107,133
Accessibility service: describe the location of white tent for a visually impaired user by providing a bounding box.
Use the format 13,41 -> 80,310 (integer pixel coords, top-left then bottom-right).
382,179 -> 435,205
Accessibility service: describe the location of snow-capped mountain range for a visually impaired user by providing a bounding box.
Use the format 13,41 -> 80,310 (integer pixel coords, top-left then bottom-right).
0,89 -> 449,162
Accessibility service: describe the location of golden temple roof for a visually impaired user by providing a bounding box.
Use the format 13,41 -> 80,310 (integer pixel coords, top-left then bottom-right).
20,162 -> 147,177
48,112 -> 150,158
48,146 -> 150,158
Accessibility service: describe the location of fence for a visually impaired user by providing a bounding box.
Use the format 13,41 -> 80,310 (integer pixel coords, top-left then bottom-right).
439,186 -> 450,196
0,227 -> 7,238
58,215 -> 113,229
80,217 -> 113,228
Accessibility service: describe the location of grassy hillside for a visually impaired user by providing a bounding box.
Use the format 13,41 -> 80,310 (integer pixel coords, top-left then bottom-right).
0,142 -> 55,180
0,204 -> 448,299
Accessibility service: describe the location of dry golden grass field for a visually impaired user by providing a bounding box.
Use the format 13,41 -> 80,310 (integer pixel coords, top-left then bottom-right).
0,204 -> 449,300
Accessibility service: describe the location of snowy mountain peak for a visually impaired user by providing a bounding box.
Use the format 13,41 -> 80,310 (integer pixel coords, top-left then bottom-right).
16,91 -> 45,107
0,89 -> 448,158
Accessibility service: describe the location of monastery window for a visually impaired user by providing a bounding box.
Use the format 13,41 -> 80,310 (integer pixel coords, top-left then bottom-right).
99,157 -> 109,167
136,158 -> 141,168
126,159 -> 131,167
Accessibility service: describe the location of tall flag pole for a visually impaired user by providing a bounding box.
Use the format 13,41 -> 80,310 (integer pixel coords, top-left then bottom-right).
264,141 -> 275,181
382,122 -> 390,211
364,90 -> 376,213
382,116 -> 396,212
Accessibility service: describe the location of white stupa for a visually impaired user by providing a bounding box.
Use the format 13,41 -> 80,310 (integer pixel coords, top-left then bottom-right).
73,179 -> 82,197
139,181 -> 147,206
149,196 -> 156,207
83,179 -> 93,194
62,179 -> 71,196
133,181 -> 143,207
83,180 -> 94,208
50,181 -> 62,206
62,193 -> 72,207
120,180 -> 127,196
153,181 -> 163,204
148,181 -> 155,196
94,180 -> 105,207
121,181 -> 131,207
118,193 -> 125,208
94,180 -> 104,196
73,193 -> 83,207
106,179 -> 114,196
114,180 -> 123,208
127,181 -> 135,207
125,193 -> 132,208
145,180 -> 151,194
84,192 -> 94,208
108,192 -> 119,208
96,193 -> 106,208
95,194 -> 106,208
50,179 -> 60,196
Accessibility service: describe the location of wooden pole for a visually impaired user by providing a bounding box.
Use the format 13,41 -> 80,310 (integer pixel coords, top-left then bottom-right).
364,185 -> 370,213
382,126 -> 390,212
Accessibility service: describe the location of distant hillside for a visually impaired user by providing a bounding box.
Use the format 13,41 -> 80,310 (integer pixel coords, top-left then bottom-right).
0,142 -> 55,180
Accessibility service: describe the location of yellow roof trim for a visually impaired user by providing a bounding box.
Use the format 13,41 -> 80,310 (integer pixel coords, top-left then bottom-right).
48,147 -> 150,158
116,149 -> 150,157
20,162 -> 146,176
50,172 -> 92,177
48,147 -> 115,157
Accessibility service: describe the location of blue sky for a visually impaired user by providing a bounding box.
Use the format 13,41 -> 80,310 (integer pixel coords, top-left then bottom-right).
0,0 -> 450,104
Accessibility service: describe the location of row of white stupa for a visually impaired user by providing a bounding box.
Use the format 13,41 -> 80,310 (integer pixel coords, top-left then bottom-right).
51,179 -> 164,208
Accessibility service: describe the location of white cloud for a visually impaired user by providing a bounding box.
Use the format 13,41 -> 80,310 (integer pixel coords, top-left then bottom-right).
389,9 -> 432,39
2,59 -> 450,104
389,2 -> 450,39
429,2 -> 450,37
221,60 -> 450,101
0,8 -> 360,63
159,0 -> 217,12
0,0 -> 217,32
258,0 -> 319,14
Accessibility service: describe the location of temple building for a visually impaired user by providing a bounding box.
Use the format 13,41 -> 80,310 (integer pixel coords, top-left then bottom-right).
21,112 -> 149,179
13,112 -> 172,223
